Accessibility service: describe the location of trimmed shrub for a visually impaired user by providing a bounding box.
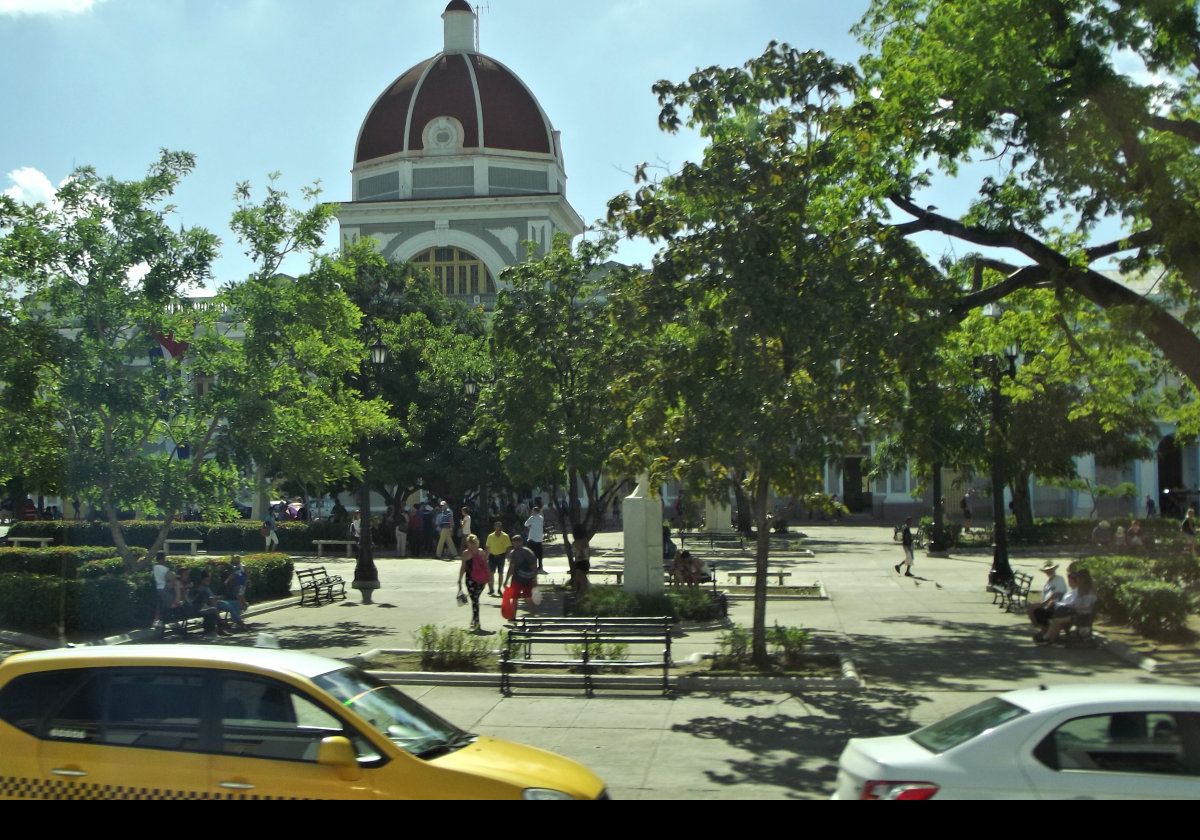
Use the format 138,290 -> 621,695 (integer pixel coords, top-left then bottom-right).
568,586 -> 720,621
1117,580 -> 1192,638
1073,556 -> 1150,624
77,557 -> 127,578
0,573 -> 68,634
1149,554 -> 1200,588
413,624 -> 492,671
0,546 -> 120,577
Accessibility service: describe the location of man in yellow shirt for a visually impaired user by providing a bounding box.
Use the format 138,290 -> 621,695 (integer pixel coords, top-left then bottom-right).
485,520 -> 513,596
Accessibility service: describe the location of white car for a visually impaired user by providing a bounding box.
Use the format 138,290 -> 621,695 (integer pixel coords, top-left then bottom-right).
834,684 -> 1200,799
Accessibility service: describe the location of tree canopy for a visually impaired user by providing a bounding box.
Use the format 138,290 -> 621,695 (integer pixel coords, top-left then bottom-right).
0,152 -> 386,567
855,0 -> 1200,420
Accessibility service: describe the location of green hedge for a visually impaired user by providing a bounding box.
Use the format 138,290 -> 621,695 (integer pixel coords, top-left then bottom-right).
1074,555 -> 1196,639
0,546 -> 120,577
1009,517 -> 1185,547
569,586 -> 723,621
0,554 -> 294,637
7,519 -> 352,553
1117,580 -> 1193,638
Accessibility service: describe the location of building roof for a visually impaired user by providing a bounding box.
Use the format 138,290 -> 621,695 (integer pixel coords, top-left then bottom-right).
355,51 -> 555,164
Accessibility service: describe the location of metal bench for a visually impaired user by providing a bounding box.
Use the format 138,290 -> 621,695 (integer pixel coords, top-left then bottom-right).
164,538 -> 204,555
500,616 -> 673,697
296,566 -> 347,605
990,571 -> 1033,612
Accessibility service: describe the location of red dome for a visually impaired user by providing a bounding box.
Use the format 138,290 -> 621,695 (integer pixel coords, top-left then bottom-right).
355,52 -> 555,164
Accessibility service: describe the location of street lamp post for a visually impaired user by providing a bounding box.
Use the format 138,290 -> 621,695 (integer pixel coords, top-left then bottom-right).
978,305 -> 1019,587
352,334 -> 388,604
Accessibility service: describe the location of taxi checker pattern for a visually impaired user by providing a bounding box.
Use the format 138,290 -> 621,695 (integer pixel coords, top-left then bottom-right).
0,776 -> 305,800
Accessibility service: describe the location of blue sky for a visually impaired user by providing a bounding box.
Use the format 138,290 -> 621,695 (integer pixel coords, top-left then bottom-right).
3,0 -> 1101,290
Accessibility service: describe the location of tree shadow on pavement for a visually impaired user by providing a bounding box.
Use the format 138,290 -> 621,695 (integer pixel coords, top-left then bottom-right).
670,688 -> 926,798
258,621 -> 400,651
845,615 -> 1132,688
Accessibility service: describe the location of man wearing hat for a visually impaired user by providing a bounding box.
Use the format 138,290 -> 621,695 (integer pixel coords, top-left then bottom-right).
1028,560 -> 1068,631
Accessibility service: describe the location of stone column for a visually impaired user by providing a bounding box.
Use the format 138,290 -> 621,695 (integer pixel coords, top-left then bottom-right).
622,474 -> 664,596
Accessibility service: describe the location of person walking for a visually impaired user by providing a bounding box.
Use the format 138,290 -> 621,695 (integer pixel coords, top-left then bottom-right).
1183,507 -> 1197,556
960,493 -> 973,530
394,506 -> 408,556
407,506 -> 425,556
524,505 -> 546,573
504,534 -> 540,616
484,520 -> 512,597
434,501 -> 456,560
457,535 -> 489,633
262,510 -> 279,552
459,506 -> 473,552
894,517 -> 915,577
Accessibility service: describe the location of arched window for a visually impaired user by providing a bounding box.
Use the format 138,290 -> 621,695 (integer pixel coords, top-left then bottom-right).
410,247 -> 496,299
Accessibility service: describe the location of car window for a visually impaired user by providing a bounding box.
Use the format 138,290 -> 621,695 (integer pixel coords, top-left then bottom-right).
312,667 -> 468,758
0,669 -> 91,737
910,697 -> 1028,754
218,676 -> 373,763
103,671 -> 206,751
1039,712 -> 1200,777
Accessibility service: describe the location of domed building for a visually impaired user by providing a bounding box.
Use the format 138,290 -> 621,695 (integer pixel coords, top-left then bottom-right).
337,1 -> 584,309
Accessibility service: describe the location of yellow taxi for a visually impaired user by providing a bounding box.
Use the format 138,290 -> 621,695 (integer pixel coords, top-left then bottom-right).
0,645 -> 607,800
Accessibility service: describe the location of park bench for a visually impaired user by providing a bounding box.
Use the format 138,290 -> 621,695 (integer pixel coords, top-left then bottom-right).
728,569 -> 792,586
155,602 -> 233,639
588,568 -> 623,585
1060,607 -> 1097,647
296,566 -> 347,606
164,538 -> 204,555
6,536 -> 53,548
312,539 -> 356,558
500,616 -> 673,697
989,571 -> 1033,613
678,531 -> 746,550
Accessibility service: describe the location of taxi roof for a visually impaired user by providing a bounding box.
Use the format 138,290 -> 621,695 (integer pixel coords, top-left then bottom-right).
0,644 -> 349,681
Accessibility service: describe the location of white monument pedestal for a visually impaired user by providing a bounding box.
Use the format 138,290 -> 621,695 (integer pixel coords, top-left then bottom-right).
622,474 -> 664,596
704,496 -> 733,532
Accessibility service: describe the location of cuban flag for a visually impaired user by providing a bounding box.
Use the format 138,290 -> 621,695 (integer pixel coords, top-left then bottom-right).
150,333 -> 189,362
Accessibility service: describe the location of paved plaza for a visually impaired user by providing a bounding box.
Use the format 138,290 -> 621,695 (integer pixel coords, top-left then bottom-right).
227,523 -> 1199,799
3,522 -> 1196,799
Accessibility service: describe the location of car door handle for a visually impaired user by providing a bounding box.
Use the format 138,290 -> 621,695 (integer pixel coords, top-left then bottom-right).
51,768 -> 88,777
218,781 -> 256,790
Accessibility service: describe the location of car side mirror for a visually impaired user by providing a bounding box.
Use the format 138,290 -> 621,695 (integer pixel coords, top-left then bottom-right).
317,736 -> 362,781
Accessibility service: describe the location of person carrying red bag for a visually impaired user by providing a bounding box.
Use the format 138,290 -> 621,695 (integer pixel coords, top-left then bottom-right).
502,534 -> 540,617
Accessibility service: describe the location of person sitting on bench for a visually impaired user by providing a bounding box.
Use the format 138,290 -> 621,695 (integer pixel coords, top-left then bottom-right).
1037,569 -> 1097,644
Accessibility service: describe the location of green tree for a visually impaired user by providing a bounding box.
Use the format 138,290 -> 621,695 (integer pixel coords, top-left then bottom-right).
607,47 -> 940,664
0,153 -> 384,569
321,242 -> 494,518
872,285 -> 1161,531
489,234 -> 635,554
855,0 -> 1200,413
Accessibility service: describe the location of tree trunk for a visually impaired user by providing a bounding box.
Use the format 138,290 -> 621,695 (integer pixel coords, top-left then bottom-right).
751,469 -> 772,667
732,473 -> 754,534
1012,470 -> 1034,531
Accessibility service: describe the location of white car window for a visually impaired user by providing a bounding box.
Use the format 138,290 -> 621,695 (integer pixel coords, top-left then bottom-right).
1040,712 -> 1200,777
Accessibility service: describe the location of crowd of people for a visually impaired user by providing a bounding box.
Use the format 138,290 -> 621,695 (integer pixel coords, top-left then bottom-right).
151,552 -> 249,640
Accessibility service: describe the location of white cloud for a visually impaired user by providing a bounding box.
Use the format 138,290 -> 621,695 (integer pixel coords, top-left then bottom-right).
0,0 -> 104,16
3,167 -> 58,206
